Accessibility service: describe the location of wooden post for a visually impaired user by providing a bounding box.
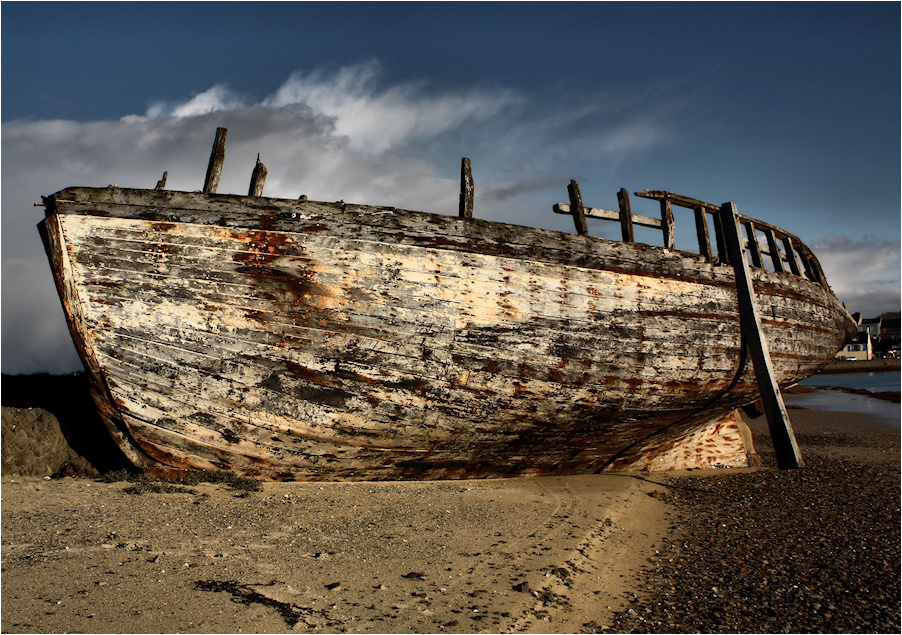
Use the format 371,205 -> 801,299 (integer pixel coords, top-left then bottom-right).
711,212 -> 729,264
154,171 -> 168,191
660,198 -> 675,249
763,229 -> 784,273
694,207 -> 713,262
742,221 -> 763,268
459,158 -> 474,219
782,236 -> 802,276
567,180 -> 588,235
203,127 -> 228,194
248,154 -> 268,196
720,202 -> 802,469
616,188 -> 634,242
803,256 -> 823,285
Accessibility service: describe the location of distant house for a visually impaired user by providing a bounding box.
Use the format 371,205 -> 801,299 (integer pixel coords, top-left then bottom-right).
859,316 -> 882,340
877,312 -> 900,354
835,332 -> 873,361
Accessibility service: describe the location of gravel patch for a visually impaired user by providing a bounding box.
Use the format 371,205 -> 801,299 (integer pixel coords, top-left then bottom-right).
596,418 -> 900,633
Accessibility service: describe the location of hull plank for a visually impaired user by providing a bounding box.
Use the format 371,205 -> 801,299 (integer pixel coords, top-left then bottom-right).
40,187 -> 856,480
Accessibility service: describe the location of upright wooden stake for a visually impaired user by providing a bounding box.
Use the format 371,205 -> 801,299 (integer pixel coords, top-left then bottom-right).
616,188 -> 635,242
154,171 -> 168,190
248,154 -> 268,196
694,207 -> 713,262
742,221 -> 763,268
711,212 -> 729,264
660,198 -> 675,249
459,158 -> 474,219
803,256 -> 823,285
763,229 -> 784,273
567,180 -> 588,235
720,202 -> 802,469
203,127 -> 228,194
782,236 -> 802,276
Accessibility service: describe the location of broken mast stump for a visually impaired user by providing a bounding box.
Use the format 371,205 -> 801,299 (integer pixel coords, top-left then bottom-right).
248,154 -> 268,196
720,201 -> 802,469
203,127 -> 228,194
459,158 -> 474,219
154,171 -> 168,191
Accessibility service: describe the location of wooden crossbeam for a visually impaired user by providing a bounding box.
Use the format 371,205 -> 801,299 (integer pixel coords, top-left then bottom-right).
553,203 -> 665,230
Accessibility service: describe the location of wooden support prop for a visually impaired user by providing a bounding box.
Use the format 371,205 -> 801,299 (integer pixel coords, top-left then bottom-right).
248,154 -> 268,196
763,228 -> 784,273
203,127 -> 228,194
154,171 -> 168,191
720,202 -> 802,469
694,207 -> 713,262
660,198 -> 675,249
742,220 -> 763,268
616,188 -> 634,242
567,180 -> 588,236
459,158 -> 474,219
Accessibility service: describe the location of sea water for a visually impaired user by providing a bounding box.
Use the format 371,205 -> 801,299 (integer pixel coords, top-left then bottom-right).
785,371 -> 901,425
799,371 -> 901,393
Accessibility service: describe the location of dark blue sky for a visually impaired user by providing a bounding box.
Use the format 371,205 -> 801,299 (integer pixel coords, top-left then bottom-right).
2,1 -> 900,372
4,2 -> 898,222
4,3 -> 897,128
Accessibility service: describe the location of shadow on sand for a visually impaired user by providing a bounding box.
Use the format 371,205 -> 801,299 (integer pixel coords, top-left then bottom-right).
2,372 -> 131,473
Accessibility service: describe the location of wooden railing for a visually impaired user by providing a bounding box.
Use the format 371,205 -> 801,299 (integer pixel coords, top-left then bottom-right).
554,183 -> 809,469
554,185 -> 828,290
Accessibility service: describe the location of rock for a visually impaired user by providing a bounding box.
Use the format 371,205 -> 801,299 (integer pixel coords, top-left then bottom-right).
1,407 -> 93,476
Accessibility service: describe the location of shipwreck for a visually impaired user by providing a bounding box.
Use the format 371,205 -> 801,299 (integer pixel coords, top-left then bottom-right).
38,127 -> 856,480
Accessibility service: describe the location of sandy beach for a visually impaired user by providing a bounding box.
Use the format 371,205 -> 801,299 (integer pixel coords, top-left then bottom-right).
2,373 -> 899,633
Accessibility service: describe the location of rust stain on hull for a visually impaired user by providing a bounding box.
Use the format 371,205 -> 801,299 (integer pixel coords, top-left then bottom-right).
39,185 -> 855,481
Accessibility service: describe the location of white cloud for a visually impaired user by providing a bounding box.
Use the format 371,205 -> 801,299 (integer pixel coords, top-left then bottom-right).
0,62 -> 698,373
170,84 -> 246,118
814,236 -> 901,317
264,61 -> 521,153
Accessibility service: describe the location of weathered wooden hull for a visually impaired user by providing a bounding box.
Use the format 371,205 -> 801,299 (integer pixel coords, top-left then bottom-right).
40,187 -> 855,480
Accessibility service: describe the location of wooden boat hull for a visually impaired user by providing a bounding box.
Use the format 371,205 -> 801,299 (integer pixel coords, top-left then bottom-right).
40,187 -> 856,480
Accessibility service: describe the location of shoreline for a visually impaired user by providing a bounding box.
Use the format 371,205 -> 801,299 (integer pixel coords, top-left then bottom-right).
785,382 -> 900,404
817,358 -> 900,374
